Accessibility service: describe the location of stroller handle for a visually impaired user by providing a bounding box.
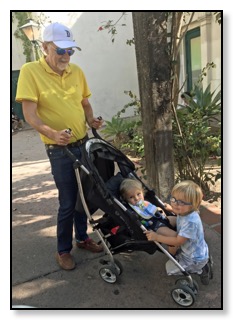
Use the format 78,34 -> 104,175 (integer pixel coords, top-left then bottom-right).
92,128 -> 102,139
91,116 -> 103,139
63,146 -> 90,174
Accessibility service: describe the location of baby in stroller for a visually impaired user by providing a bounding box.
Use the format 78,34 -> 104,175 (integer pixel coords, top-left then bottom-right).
119,178 -> 178,255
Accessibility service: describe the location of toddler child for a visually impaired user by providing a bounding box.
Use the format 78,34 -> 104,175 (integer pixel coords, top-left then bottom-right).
145,180 -> 213,285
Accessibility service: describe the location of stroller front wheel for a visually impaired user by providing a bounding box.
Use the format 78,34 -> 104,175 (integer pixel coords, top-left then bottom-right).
171,284 -> 196,307
113,258 -> 123,275
99,265 -> 119,283
175,277 -> 199,294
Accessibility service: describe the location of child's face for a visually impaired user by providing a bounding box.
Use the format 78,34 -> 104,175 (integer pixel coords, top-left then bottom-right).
169,192 -> 193,216
125,188 -> 144,205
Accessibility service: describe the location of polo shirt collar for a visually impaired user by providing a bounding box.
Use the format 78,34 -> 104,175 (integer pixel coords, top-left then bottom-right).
39,56 -> 71,75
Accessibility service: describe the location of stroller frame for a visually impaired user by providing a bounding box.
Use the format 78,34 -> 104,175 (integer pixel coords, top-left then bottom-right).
64,129 -> 200,307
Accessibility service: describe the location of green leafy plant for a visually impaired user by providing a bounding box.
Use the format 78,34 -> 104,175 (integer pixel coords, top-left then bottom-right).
173,84 -> 221,190
97,12 -> 135,46
98,12 -> 127,43
214,12 -> 222,25
103,84 -> 221,192
102,91 -> 143,155
13,12 -> 33,62
102,116 -> 129,139
13,12 -> 50,61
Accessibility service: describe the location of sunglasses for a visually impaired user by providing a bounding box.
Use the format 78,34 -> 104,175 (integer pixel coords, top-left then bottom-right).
50,44 -> 75,56
169,196 -> 192,206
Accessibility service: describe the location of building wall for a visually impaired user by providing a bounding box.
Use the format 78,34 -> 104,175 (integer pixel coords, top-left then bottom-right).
70,12 -> 140,120
12,18 -> 27,70
180,12 -> 221,93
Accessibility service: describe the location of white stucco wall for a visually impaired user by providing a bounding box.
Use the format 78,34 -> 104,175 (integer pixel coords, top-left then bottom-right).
69,12 -> 139,120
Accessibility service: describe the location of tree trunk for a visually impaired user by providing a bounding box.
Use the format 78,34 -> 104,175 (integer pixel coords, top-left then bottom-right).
132,12 -> 174,200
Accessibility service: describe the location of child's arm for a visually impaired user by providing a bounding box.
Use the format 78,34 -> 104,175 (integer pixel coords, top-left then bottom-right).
144,230 -> 187,247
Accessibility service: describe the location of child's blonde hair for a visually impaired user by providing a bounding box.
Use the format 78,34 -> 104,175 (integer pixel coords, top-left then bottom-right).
120,178 -> 143,200
171,180 -> 203,211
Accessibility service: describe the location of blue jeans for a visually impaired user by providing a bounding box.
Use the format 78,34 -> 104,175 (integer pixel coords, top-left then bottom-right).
46,146 -> 88,254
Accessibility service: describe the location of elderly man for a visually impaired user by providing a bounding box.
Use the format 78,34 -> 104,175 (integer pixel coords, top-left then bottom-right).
16,22 -> 103,270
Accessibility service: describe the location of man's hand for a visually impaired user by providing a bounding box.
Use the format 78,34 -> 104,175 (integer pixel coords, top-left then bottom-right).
54,129 -> 73,145
88,117 -> 104,129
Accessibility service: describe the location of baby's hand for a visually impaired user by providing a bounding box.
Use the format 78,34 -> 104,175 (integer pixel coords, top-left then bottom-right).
144,230 -> 158,241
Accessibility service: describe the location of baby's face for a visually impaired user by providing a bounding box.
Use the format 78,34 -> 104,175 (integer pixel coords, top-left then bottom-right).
125,188 -> 144,205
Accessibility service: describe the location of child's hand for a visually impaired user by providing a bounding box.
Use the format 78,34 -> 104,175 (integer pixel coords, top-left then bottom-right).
144,230 -> 158,241
164,203 -> 173,211
157,207 -> 167,219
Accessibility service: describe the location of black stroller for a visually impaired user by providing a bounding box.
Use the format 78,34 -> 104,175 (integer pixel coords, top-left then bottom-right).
64,129 -> 200,307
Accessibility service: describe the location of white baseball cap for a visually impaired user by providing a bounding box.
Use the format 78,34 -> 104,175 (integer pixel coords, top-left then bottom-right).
43,22 -> 81,50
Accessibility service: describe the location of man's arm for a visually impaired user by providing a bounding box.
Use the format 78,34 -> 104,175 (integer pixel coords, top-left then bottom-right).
22,100 -> 71,145
82,98 -> 103,129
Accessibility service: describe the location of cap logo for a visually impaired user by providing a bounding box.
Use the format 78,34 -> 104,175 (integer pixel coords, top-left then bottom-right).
43,23 -> 80,50
65,30 -> 71,38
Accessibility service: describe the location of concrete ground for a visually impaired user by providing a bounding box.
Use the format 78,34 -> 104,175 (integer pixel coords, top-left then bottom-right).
11,126 -> 222,310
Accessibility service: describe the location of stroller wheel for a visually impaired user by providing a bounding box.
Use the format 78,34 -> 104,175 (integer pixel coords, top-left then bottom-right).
209,255 -> 214,279
114,259 -> 123,275
175,277 -> 199,294
99,265 -> 118,284
171,284 -> 196,307
99,258 -> 123,275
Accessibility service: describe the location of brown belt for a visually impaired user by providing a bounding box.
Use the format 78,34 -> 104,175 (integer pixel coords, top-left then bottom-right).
45,135 -> 89,150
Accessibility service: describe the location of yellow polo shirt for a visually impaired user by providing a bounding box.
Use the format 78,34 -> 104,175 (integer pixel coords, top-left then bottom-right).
16,56 -> 91,144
